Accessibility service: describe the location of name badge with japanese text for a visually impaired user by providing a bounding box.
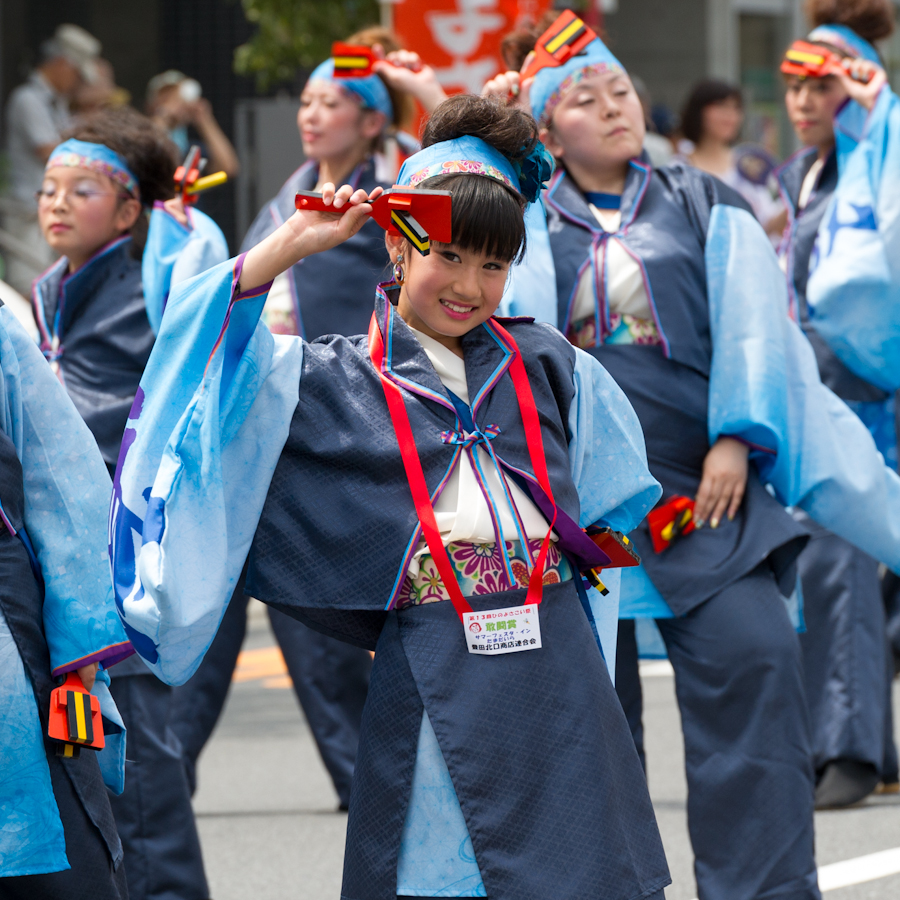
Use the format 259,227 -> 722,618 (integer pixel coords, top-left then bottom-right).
463,604 -> 542,656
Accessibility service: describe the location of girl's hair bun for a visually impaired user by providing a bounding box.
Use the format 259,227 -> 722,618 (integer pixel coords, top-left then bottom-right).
421,94 -> 538,165
805,0 -> 894,43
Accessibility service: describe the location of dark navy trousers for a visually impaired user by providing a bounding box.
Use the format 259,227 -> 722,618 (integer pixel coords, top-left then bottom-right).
616,566 -> 820,900
794,518 -> 897,779
170,588 -> 372,807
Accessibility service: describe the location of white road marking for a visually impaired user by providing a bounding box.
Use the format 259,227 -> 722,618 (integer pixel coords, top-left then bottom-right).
639,660 -> 674,677
817,847 -> 900,891
686,847 -> 900,900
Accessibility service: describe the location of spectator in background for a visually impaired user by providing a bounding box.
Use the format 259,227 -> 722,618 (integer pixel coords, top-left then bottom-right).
146,70 -> 240,178
71,59 -> 131,117
2,24 -> 101,294
679,79 -> 785,239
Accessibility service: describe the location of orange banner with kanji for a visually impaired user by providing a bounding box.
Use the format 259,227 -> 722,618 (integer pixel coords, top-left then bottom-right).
393,0 -> 552,95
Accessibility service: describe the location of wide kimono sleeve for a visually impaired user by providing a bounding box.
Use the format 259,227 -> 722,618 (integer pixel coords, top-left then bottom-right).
110,256 -> 302,685
567,347 -> 663,672
705,202 -> 900,572
1,305 -> 130,791
142,203 -> 230,334
500,199 -> 558,325
805,88 -> 900,391
0,306 -> 131,675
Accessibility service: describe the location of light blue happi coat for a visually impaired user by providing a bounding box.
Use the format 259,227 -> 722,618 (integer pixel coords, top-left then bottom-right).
0,305 -> 129,877
806,85 -> 900,392
505,191 -> 900,619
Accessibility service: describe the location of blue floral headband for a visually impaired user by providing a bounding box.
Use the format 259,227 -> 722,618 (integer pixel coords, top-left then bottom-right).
309,59 -> 394,121
397,135 -> 554,205
46,139 -> 138,196
808,24 -> 881,65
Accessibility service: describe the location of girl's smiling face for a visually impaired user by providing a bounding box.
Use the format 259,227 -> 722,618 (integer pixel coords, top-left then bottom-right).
37,166 -> 141,271
386,232 -> 511,355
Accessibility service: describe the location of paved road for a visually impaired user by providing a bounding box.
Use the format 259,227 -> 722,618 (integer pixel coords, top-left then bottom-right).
194,603 -> 900,899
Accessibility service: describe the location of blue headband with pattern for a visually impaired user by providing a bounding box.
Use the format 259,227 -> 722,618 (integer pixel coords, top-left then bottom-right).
46,139 -> 138,196
530,35 -> 626,127
308,59 -> 394,121
396,134 -> 554,205
808,24 -> 881,65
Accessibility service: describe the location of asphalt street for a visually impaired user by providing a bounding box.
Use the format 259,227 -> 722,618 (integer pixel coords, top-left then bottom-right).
193,601 -> 900,900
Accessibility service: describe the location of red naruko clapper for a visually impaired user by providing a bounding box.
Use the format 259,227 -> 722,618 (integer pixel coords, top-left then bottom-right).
521,10 -> 598,81
647,496 -> 696,554
48,671 -> 104,757
295,188 -> 452,256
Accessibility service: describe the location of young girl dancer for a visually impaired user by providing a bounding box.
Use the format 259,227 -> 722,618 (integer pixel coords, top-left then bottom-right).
0,301 -> 131,899
34,107 -> 212,900
777,0 -> 900,807
488,26 -> 900,900
112,95 -> 671,900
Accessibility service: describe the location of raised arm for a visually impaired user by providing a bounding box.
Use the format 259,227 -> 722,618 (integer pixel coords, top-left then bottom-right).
240,183 -> 382,291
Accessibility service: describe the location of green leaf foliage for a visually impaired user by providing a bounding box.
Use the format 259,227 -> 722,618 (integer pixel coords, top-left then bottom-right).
233,0 -> 382,91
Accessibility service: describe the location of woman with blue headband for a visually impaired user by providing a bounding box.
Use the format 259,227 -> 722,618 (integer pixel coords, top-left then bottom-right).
776,0 -> 900,809
490,21 -> 900,900
110,94 -> 672,900
34,107 -> 216,900
241,36 -> 447,340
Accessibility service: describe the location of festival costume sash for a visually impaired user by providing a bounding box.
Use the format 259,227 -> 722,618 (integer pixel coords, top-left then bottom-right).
367,314 -> 558,623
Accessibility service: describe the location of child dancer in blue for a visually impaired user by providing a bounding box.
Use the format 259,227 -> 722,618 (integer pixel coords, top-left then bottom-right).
777,0 -> 900,807
0,300 -> 131,899
112,95 -> 670,900
34,107 -> 223,900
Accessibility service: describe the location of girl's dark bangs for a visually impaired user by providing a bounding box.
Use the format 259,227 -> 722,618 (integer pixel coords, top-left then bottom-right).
418,173 -> 526,263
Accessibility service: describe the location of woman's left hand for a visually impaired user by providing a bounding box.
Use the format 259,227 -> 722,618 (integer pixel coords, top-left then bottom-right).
694,437 -> 749,529
76,662 -> 100,692
837,59 -> 888,111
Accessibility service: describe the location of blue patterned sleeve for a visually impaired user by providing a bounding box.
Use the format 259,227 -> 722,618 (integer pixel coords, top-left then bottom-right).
567,346 -> 661,532
805,87 -> 900,390
500,199 -> 558,324
111,257 -> 302,685
0,307 -> 131,675
706,202 -> 900,572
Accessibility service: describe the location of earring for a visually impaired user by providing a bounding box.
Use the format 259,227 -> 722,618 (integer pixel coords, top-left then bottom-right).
392,253 -> 405,286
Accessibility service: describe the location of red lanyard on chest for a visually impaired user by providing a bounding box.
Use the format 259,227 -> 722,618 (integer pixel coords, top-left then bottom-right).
368,312 -> 559,622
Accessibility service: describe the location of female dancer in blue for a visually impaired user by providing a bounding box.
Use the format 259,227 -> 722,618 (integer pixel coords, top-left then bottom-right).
111,94 -> 671,900
776,0 -> 900,808
487,25 -> 900,900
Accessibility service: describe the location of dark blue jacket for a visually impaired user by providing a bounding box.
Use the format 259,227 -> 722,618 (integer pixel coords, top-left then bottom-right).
248,290 -> 610,647
32,237 -> 153,466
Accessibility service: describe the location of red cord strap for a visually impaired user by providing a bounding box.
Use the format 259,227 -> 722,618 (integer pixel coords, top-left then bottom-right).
368,314 -> 558,622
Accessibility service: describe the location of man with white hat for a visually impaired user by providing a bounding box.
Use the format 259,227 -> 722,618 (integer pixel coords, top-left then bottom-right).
2,24 -> 101,294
